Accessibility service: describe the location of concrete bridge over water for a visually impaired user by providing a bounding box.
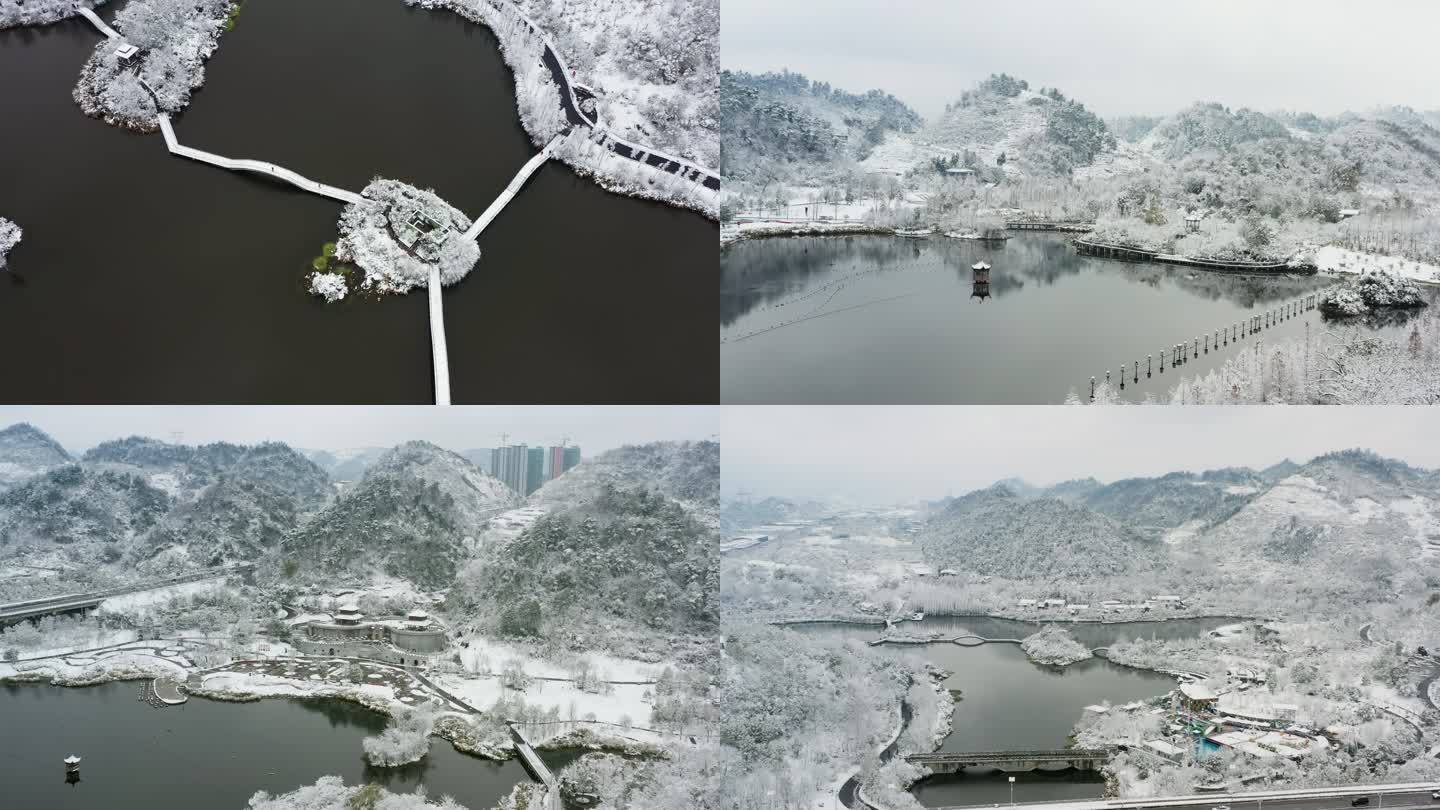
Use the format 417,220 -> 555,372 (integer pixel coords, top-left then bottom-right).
907,749 -> 1110,773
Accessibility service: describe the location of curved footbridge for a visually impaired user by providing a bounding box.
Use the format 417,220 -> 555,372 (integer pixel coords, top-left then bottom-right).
922,782 -> 1440,810
156,115 -> 363,205
908,749 -> 1110,774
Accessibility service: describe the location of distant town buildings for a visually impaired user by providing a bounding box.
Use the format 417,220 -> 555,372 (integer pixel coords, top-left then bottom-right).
489,443 -> 581,496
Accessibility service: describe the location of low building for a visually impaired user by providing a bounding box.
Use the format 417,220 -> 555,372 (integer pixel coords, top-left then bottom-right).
1144,739 -> 1185,763
1016,598 -> 1038,608
1043,598 -> 1066,608
1178,681 -> 1219,713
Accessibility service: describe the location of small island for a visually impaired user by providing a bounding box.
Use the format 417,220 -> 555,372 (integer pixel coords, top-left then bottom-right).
1319,273 -> 1429,317
0,217 -> 20,270
1020,624 -> 1094,666
309,179 -> 480,301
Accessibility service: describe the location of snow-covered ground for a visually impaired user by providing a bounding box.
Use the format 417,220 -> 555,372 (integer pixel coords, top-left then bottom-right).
97,579 -> 226,614
508,0 -> 718,169
453,631 -> 664,683
1315,245 -> 1440,285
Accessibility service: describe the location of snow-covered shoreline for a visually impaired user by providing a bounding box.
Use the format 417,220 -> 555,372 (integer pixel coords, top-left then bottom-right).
0,216 -> 22,270
405,0 -> 718,219
722,219 -> 895,244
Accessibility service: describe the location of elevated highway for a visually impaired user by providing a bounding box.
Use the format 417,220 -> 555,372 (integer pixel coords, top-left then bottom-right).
0,565 -> 250,625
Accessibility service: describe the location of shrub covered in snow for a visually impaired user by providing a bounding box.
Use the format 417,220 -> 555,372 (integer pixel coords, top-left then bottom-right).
0,217 -> 21,270
1020,625 -> 1093,666
0,0 -> 107,29
307,272 -> 348,303
333,179 -> 479,296
362,702 -> 441,767
72,0 -> 234,131
246,775 -> 466,809
1320,273 -> 1428,317
1090,308 -> 1440,405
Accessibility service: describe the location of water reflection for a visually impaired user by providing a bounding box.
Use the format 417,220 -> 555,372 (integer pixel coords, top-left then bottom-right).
721,234 -> 1375,403
291,696 -> 389,731
721,235 -> 1331,326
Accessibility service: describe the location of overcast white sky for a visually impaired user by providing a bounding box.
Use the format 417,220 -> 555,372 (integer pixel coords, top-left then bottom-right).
722,0 -> 1440,119
722,407 -> 1440,503
0,407 -> 718,456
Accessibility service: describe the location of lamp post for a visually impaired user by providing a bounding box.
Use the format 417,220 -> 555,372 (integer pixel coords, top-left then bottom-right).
1009,775 -> 1016,806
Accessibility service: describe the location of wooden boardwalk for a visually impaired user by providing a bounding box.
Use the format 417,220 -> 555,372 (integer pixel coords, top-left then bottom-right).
75,6 -> 121,40
462,136 -> 561,240
156,114 -> 364,205
427,266 -> 451,406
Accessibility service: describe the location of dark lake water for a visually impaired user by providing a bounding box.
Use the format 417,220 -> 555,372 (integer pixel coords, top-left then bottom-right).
0,0 -> 716,403
720,234 -> 1429,403
786,616 -> 1235,806
0,681 -> 584,809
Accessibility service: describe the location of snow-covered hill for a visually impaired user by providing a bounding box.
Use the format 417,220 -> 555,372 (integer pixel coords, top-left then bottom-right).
920,484 -> 1163,579
0,465 -> 171,554
530,440 -> 719,522
0,423 -> 71,490
278,441 -> 517,588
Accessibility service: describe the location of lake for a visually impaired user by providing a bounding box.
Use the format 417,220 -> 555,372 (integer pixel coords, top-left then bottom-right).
0,0 -> 716,403
0,680 -> 582,809
720,234 -> 1425,403
785,616 -> 1236,806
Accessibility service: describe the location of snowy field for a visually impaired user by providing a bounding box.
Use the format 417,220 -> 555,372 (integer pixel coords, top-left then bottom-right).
1315,245 -> 1440,285
97,579 -> 227,615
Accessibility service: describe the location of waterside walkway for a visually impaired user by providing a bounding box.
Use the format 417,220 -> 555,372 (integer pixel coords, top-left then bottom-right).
156,114 -> 363,205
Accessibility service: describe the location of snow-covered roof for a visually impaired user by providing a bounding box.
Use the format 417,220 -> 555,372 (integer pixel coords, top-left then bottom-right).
115,44 -> 138,59
972,262 -> 991,270
64,755 -> 81,764
407,609 -> 429,620
1144,739 -> 1183,756
1180,682 -> 1218,700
